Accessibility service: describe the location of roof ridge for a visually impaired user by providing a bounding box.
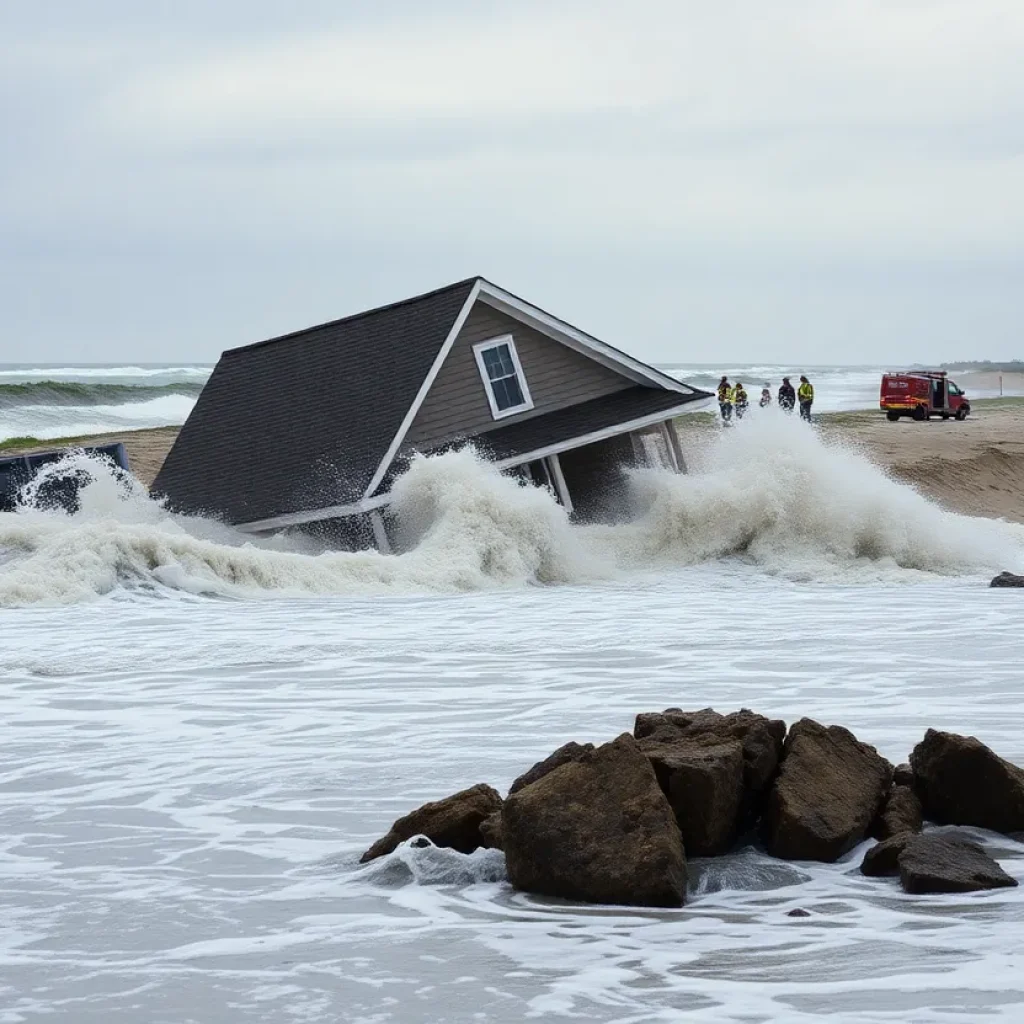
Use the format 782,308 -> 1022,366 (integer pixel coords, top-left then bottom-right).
224,276 -> 481,356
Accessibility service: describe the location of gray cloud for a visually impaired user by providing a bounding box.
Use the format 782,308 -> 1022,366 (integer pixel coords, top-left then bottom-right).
1,0 -> 1022,364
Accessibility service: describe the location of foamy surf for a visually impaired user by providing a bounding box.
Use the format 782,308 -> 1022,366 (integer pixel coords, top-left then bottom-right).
0,417 -> 1021,605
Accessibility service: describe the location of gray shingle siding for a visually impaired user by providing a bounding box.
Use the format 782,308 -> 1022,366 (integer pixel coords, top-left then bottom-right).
404,301 -> 632,449
409,387 -> 698,465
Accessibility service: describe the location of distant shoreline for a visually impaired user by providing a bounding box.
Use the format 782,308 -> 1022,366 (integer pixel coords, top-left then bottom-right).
940,362 -> 1024,373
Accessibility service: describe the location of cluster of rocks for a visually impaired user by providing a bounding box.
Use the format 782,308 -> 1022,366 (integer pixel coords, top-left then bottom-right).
359,710 -> 1023,907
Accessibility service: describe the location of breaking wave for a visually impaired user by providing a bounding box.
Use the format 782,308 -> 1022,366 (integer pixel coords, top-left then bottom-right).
0,394 -> 196,443
0,380 -> 204,408
0,365 -> 211,379
0,415 -> 1021,605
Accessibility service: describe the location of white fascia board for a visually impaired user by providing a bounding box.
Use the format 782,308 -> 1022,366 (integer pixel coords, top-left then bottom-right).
235,491 -> 391,533
361,279 -> 483,501
476,281 -> 695,396
493,400 -> 709,469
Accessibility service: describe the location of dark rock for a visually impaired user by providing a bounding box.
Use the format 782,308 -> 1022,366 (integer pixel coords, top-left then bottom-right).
360,783 -> 503,863
640,735 -> 745,856
634,708 -> 786,795
634,708 -> 787,856
786,908 -> 812,917
480,811 -> 503,851
898,833 -> 1019,894
861,832 -> 912,877
765,718 -> 893,862
910,729 -> 1024,834
502,733 -> 686,907
990,571 -> 1024,588
893,763 -> 915,787
508,741 -> 594,796
633,709 -> 680,740
872,785 -> 923,840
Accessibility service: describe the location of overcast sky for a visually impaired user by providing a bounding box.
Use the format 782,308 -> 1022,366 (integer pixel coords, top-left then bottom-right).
1,0 -> 1021,365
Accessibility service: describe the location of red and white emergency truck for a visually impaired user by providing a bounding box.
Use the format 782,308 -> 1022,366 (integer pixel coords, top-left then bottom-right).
879,371 -> 971,422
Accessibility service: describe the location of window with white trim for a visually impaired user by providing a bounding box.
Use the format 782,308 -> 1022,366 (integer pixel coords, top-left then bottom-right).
473,335 -> 534,419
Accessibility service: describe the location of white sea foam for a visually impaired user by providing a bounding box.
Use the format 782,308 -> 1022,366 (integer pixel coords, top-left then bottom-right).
0,393 -> 198,441
1,416 -> 1021,607
3,489 -> 1024,1021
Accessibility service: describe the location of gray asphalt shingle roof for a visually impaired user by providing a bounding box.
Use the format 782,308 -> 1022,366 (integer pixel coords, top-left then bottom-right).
152,279 -> 477,524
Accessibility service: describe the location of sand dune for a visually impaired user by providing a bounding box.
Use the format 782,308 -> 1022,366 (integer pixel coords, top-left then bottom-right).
825,404 -> 1024,523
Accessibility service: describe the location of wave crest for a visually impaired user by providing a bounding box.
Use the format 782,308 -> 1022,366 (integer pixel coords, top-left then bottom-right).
0,416 -> 1021,605
0,380 -> 204,409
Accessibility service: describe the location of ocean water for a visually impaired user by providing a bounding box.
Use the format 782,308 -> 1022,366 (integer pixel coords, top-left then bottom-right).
0,365 -> 210,442
2,419 -> 1024,1022
2,362 -> 1018,445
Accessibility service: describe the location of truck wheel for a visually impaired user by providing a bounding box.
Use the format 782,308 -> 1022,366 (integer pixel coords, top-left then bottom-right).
956,406 -> 969,420
912,406 -> 927,421
886,410 -> 900,422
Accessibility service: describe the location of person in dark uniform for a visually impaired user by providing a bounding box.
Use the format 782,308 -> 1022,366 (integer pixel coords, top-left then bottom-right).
733,381 -> 749,419
778,377 -> 796,412
717,376 -> 733,423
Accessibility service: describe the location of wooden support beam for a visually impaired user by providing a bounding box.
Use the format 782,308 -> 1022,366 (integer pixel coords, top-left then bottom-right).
545,453 -> 574,514
369,509 -> 392,554
661,419 -> 687,474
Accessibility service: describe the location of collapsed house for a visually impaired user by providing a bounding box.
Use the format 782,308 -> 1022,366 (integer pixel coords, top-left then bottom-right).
153,277 -> 710,550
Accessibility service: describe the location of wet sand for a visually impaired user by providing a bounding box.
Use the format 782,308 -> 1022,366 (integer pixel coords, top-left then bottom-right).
3,426 -> 180,489
4,401 -> 1024,523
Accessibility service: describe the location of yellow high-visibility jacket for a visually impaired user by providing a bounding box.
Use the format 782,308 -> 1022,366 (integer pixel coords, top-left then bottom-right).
718,383 -> 732,402
798,382 -> 814,402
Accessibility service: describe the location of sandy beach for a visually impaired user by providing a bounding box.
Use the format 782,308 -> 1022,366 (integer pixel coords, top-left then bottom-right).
4,400 -> 1024,523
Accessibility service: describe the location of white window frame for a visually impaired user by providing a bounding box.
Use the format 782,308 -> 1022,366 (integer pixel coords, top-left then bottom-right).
472,334 -> 534,420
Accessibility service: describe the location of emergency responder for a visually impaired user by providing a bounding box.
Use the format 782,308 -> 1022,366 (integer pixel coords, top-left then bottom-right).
717,376 -> 733,423
778,377 -> 796,412
759,384 -> 771,408
733,381 -> 749,419
798,375 -> 814,421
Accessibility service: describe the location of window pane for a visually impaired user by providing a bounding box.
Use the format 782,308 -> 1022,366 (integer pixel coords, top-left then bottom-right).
481,347 -> 503,379
483,346 -> 507,382
495,344 -> 515,377
482,344 -> 515,381
493,374 -> 525,411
